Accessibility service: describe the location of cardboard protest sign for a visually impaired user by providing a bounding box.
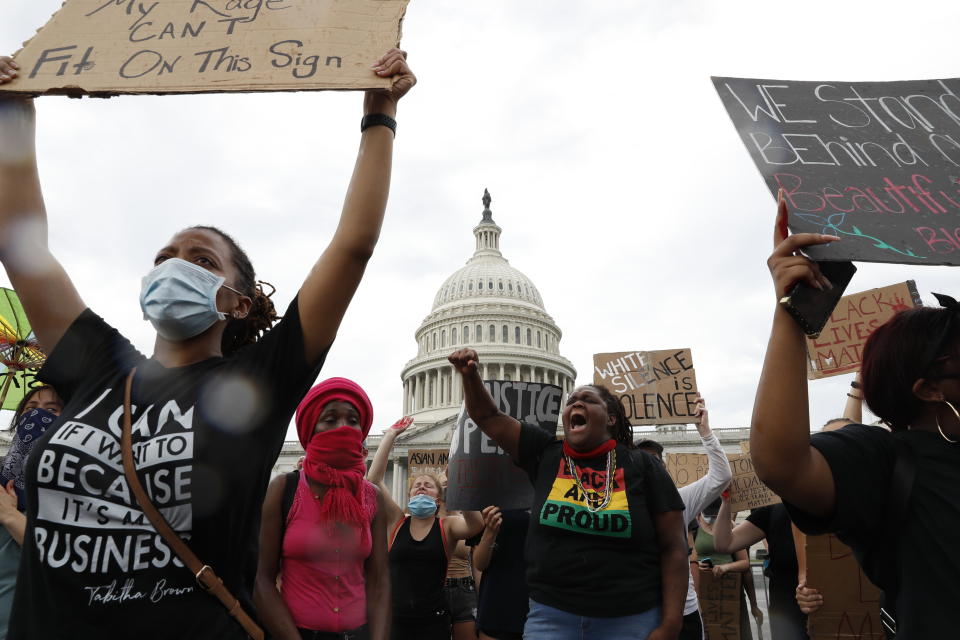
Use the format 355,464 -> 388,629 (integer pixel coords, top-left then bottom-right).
445,380 -> 562,511
698,571 -> 741,640
407,449 -> 448,480
1,0 -> 408,97
593,349 -> 698,426
807,281 -> 921,378
665,452 -> 708,488
714,76 -> 960,266
796,533 -> 883,640
726,454 -> 780,512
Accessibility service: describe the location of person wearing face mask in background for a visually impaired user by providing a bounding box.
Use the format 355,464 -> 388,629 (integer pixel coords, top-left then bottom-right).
254,379 -> 389,640
0,50 -> 415,639
366,419 -> 485,640
0,385 -> 62,640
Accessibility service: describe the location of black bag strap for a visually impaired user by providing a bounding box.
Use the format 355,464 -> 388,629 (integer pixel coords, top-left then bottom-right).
877,439 -> 916,637
280,469 -> 300,535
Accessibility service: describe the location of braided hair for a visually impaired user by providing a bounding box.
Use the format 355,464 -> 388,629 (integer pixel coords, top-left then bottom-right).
585,384 -> 636,449
189,226 -> 280,357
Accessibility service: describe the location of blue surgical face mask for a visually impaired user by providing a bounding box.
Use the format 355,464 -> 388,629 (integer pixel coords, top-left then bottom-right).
407,494 -> 438,518
139,258 -> 241,341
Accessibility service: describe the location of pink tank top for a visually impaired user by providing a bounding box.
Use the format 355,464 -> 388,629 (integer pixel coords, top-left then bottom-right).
281,472 -> 378,631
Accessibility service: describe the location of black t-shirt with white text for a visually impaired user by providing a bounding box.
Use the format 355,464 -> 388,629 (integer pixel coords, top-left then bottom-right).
784,424 -> 960,639
9,298 -> 325,639
517,423 -> 684,617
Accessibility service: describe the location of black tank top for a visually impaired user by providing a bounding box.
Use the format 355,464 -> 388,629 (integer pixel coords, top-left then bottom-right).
389,517 -> 448,619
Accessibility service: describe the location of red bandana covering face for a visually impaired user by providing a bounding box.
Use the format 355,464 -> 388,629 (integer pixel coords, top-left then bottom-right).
302,426 -> 368,526
294,378 -> 375,526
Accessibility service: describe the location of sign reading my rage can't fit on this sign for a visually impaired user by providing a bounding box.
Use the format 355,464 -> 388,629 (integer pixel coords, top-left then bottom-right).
1,0 -> 409,97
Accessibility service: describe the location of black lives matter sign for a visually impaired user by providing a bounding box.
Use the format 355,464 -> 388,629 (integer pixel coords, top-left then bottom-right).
715,76 -> 960,265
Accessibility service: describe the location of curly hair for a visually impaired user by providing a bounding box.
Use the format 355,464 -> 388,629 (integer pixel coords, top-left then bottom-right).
585,384 -> 636,449
189,226 -> 280,357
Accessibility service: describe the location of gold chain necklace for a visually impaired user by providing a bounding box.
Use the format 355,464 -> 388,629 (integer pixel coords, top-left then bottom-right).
564,448 -> 617,513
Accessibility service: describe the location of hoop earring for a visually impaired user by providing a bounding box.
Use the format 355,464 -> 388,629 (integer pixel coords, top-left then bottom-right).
937,400 -> 960,444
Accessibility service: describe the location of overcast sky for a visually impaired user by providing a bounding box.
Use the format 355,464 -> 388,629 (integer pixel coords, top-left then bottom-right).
4,0 -> 960,438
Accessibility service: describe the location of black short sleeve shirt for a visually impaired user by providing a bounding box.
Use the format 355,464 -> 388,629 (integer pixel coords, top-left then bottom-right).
517,423 -> 683,617
9,298 -> 326,639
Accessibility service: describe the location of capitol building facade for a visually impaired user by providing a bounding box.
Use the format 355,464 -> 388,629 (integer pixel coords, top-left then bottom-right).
399,190 -> 577,423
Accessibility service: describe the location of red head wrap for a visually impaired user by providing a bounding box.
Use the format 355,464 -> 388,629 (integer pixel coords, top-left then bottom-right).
295,377 -> 373,447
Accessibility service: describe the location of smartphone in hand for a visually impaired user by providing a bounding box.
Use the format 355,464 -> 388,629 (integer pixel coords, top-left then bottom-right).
779,261 -> 857,338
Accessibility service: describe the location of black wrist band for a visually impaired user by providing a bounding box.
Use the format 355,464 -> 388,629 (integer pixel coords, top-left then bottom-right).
851,380 -> 862,390
361,113 -> 396,136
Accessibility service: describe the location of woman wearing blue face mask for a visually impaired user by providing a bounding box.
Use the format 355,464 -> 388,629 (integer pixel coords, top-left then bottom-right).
367,421 -> 485,640
0,50 -> 415,640
0,385 -> 62,640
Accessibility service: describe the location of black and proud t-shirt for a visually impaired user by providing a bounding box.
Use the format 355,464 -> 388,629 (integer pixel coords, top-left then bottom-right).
785,424 -> 960,639
9,298 -> 324,639
517,423 -> 684,617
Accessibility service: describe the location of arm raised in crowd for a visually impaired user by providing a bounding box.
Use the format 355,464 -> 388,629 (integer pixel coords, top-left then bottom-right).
712,496 -> 765,554
750,192 -> 841,518
470,506 -> 502,572
843,371 -> 863,424
0,68 -> 85,353
296,49 -> 415,365
448,348 -> 520,459
677,396 -> 732,523
365,416 -> 412,527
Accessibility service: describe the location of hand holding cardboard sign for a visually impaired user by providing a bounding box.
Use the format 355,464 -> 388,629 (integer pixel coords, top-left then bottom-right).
0,57 -> 18,84
768,190 -> 839,299
366,48 -> 416,115
480,505 -> 502,534
448,348 -> 480,377
693,395 -> 712,438
795,581 -> 824,614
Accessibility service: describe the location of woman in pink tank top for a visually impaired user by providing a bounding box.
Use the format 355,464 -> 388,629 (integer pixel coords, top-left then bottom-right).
255,378 -> 389,640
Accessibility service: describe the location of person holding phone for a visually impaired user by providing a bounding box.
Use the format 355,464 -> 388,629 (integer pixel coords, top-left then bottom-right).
750,194 -> 960,638
0,50 -> 415,639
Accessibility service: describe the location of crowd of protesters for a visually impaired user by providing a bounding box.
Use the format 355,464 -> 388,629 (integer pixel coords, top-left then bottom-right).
0,36 -> 956,640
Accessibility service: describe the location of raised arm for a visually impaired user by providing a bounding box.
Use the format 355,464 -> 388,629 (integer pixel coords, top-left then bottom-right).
445,507 -> 485,542
0,94 -> 85,353
253,475 -> 301,640
365,417 -> 410,526
750,192 -> 840,517
297,49 -> 416,365
843,372 -> 863,423
678,396 -> 732,523
448,348 -> 520,459
712,497 -> 765,554
470,506 -> 501,572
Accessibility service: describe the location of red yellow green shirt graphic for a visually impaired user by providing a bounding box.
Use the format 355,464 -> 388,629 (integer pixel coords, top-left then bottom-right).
539,459 -> 632,538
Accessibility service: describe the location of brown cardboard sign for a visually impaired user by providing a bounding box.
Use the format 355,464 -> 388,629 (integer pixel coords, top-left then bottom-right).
698,571 -> 741,640
1,0 -> 408,96
408,448 -> 448,480
726,454 -> 780,512
593,349 -> 698,426
665,452 -> 709,488
801,534 -> 883,640
807,281 -> 921,379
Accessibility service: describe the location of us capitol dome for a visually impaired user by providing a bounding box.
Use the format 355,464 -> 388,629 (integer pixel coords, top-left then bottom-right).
399,189 -> 577,424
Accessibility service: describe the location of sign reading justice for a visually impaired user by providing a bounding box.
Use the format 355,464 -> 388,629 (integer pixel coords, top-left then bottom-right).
593,349 -> 698,426
714,76 -> 960,266
0,0 -> 408,96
